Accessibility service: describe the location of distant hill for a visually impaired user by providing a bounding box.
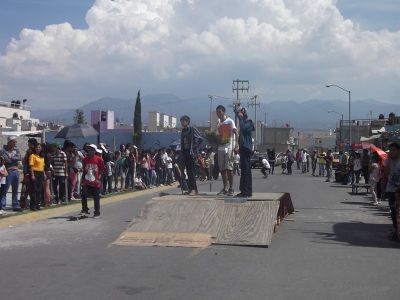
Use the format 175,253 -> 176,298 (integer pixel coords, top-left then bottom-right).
32,94 -> 400,129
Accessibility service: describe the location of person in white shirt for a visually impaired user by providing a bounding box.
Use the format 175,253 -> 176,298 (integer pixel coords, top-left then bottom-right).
353,152 -> 362,184
260,157 -> 270,178
301,149 -> 307,173
369,153 -> 381,205
215,105 -> 238,196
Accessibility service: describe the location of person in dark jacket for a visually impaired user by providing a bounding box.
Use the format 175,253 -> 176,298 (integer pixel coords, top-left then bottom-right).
235,107 -> 255,197
180,115 -> 202,196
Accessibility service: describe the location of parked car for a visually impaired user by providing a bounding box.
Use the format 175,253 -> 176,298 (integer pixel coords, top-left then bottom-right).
250,153 -> 268,169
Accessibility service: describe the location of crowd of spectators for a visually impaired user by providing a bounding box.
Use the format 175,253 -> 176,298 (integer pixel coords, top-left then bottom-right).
0,135 -> 218,216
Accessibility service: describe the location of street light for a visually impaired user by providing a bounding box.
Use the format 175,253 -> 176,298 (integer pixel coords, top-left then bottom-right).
326,84 -> 351,147
328,110 -> 344,148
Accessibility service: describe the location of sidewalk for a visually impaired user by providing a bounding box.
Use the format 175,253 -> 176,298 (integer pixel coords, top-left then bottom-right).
0,185 -> 175,229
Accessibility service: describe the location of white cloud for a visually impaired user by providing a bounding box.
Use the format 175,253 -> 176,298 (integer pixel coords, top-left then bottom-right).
0,0 -> 399,108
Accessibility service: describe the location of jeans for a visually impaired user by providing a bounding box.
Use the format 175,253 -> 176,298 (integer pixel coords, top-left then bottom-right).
311,162 -> 317,175
140,168 -> 149,186
261,167 -> 269,177
102,173 -> 113,193
166,168 -> 173,184
326,167 -> 332,181
287,161 -> 293,174
269,162 -> 275,174
387,192 -> 397,229
0,184 -> 7,210
1,169 -> 20,208
239,148 -> 252,195
52,176 -> 66,203
318,164 -> 325,176
81,185 -> 100,214
183,151 -> 197,191
30,171 -> 44,209
150,169 -> 157,186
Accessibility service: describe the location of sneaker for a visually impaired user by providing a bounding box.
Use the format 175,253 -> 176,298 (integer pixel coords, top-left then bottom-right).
217,189 -> 227,195
234,193 -> 248,198
93,212 -> 100,217
12,207 -> 23,212
226,189 -> 234,196
0,209 -> 7,215
81,209 -> 90,215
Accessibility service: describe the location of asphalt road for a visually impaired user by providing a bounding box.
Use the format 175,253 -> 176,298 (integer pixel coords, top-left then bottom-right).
1,168 -> 399,300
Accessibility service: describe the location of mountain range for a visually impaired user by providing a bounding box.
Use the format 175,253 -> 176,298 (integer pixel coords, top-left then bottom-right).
32,94 -> 400,129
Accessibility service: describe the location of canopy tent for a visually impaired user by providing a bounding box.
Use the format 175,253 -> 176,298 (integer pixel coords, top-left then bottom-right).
0,130 -> 43,137
360,134 -> 382,142
371,127 -> 386,135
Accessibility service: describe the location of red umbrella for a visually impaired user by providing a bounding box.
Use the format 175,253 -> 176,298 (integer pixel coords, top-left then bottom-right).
369,144 -> 388,166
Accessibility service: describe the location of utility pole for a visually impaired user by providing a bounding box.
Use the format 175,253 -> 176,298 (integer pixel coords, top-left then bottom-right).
208,95 -> 214,130
248,95 -> 261,149
232,79 -> 249,126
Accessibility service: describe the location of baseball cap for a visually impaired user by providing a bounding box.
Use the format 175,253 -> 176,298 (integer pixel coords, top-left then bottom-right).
7,136 -> 17,142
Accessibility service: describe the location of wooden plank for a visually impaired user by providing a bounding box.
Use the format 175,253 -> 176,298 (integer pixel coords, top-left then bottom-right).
113,231 -> 213,248
118,192 -> 294,248
128,199 -> 220,234
215,201 -> 280,246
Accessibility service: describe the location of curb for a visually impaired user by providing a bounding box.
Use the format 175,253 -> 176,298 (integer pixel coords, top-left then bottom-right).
0,185 -> 176,229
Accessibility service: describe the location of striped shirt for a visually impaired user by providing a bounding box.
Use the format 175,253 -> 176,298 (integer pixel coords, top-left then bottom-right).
51,151 -> 67,176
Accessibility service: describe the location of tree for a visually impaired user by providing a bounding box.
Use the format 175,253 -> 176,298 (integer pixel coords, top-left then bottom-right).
133,90 -> 142,147
73,109 -> 86,124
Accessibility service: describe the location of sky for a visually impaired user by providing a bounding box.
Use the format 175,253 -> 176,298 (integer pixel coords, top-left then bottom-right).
0,0 -> 399,109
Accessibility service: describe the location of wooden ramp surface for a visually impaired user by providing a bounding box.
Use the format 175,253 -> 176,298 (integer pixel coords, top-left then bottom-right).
114,193 -> 292,248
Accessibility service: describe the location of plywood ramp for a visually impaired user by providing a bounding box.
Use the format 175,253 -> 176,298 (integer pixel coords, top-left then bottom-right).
114,193 -> 293,248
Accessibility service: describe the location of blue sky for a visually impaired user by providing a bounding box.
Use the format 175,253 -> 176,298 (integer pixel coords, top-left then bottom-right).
0,0 -> 399,108
0,0 -> 94,52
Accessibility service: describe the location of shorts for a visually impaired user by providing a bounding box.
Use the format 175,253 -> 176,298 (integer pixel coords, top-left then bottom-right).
218,149 -> 234,171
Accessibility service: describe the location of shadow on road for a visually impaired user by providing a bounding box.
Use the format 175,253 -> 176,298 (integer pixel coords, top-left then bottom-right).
311,222 -> 399,249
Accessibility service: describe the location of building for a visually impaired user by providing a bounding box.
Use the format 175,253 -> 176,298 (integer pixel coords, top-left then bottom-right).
0,99 -> 40,132
258,124 -> 294,153
91,110 -> 115,131
169,116 -> 177,129
148,112 -> 160,131
148,111 -> 177,131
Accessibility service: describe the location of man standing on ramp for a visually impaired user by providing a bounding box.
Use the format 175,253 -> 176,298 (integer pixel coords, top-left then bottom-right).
180,115 -> 202,196
216,105 -> 238,196
235,107 -> 254,197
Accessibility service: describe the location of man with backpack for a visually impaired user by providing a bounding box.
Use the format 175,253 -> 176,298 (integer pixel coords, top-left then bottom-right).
180,115 -> 202,195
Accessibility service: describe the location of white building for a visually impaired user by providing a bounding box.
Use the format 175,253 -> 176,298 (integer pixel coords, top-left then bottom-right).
169,116 -> 177,129
0,100 -> 38,131
148,112 -> 160,131
160,114 -> 170,128
148,111 -> 177,131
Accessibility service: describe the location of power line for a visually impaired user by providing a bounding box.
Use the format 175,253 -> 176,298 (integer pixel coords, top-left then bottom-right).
232,79 -> 249,125
247,95 -> 261,149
